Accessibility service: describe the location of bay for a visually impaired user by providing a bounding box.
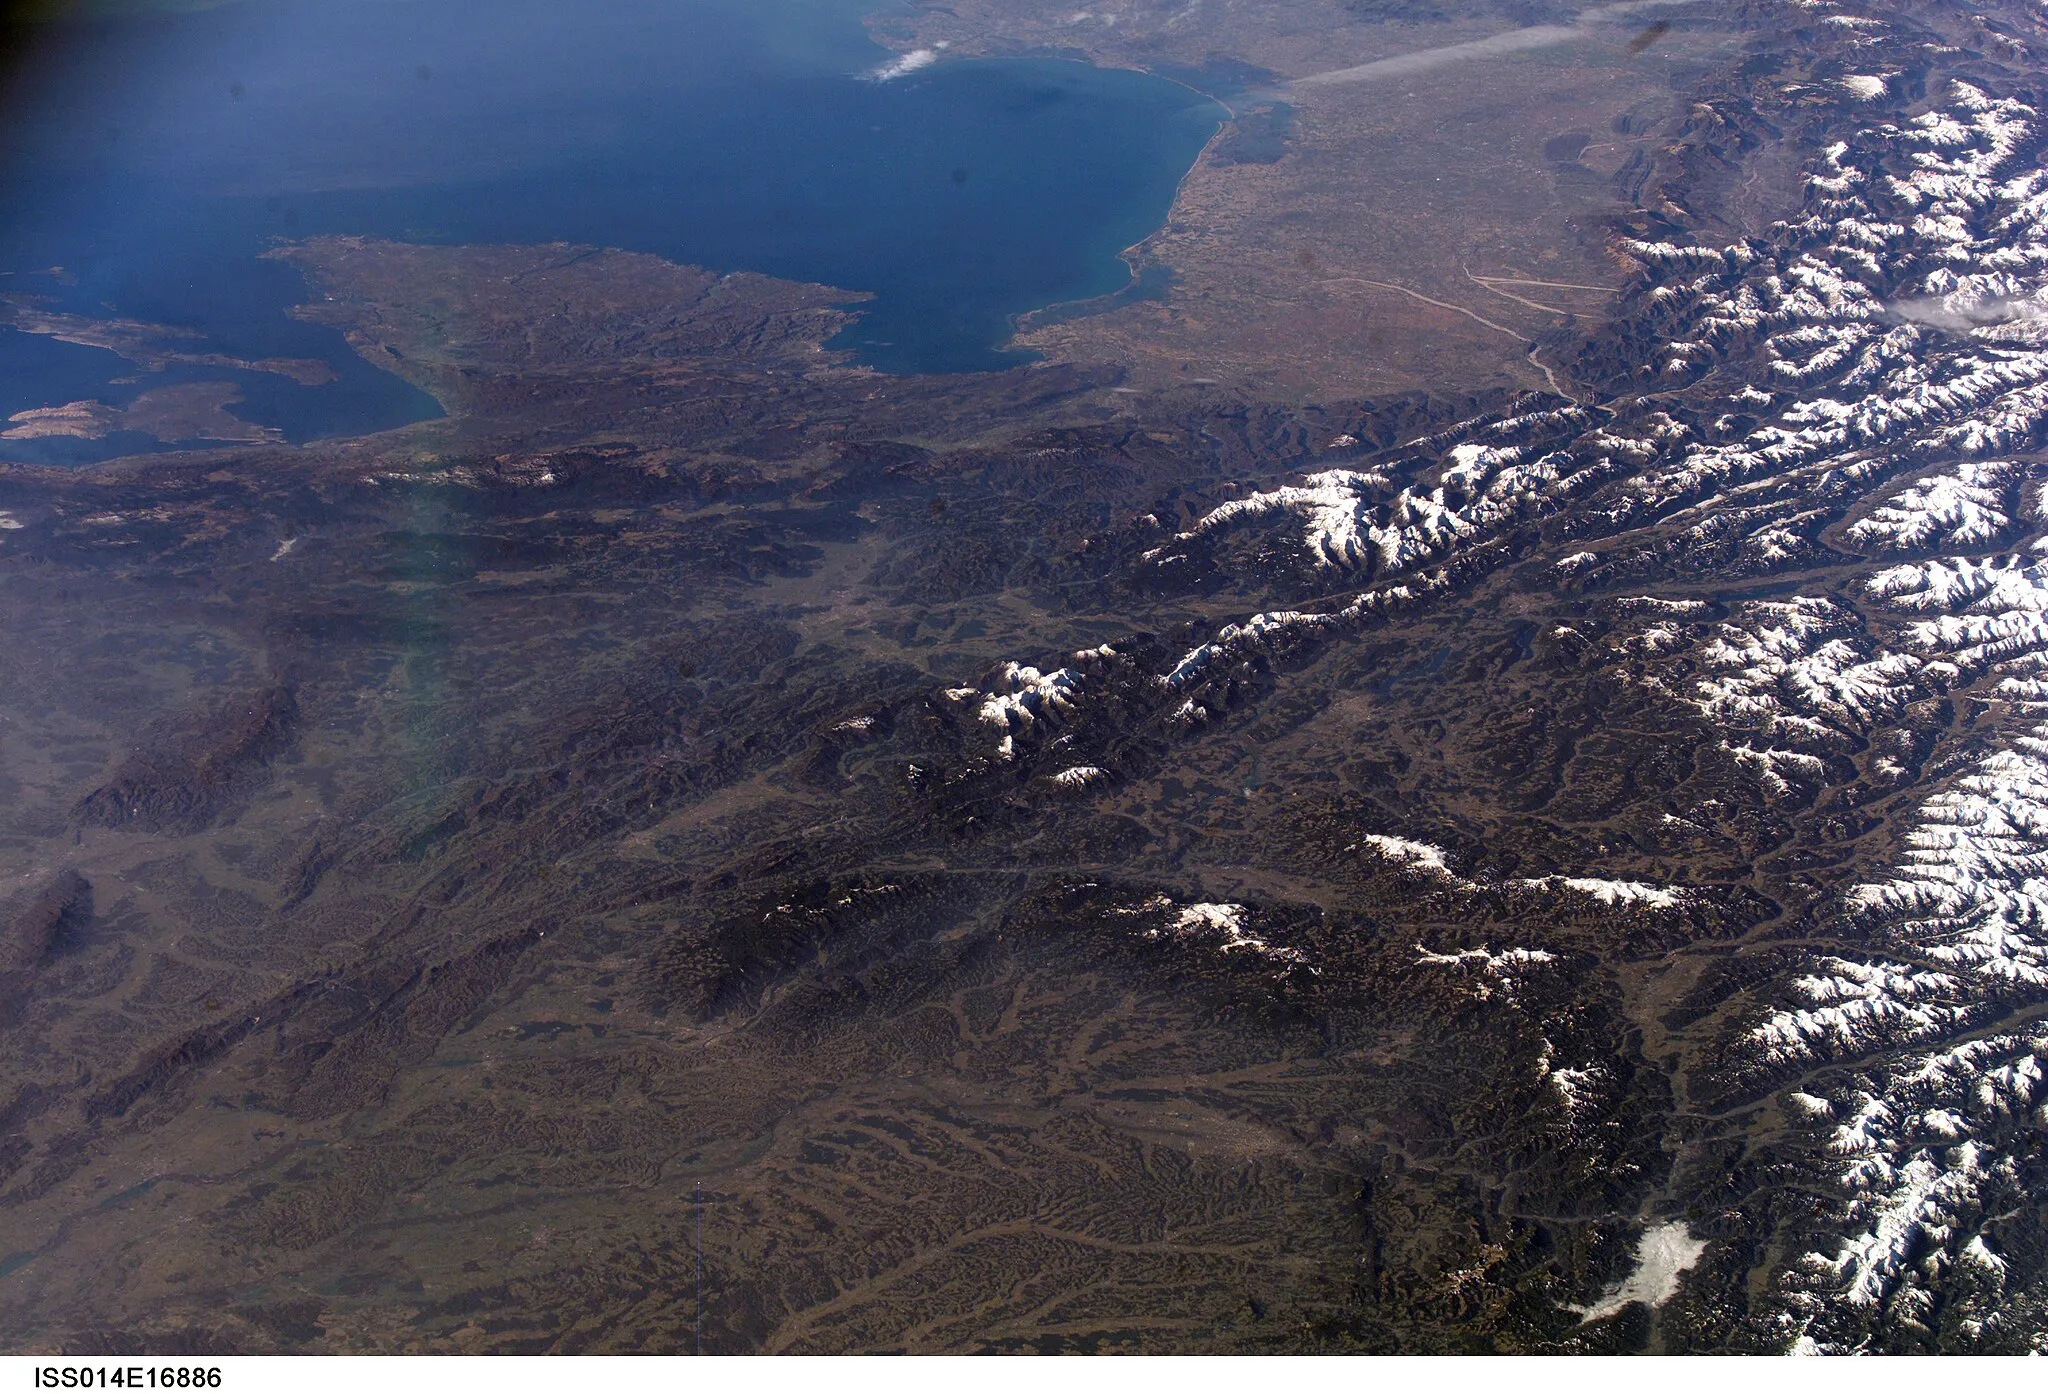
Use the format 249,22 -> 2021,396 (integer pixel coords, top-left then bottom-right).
0,0 -> 1224,461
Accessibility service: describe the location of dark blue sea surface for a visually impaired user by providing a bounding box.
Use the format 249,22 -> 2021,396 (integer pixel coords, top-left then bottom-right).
0,0 -> 1224,461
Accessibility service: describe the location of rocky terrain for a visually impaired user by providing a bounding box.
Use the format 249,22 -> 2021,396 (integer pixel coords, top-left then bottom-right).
1,0 -> 2047,1357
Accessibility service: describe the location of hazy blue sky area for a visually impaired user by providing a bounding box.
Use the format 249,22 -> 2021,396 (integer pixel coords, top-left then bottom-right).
0,0 -> 1223,457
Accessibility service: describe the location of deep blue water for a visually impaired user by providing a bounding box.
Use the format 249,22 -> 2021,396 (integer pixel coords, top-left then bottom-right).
0,0 -> 1224,462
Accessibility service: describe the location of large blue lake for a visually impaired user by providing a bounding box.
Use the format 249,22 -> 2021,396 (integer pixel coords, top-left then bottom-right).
0,0 -> 1225,462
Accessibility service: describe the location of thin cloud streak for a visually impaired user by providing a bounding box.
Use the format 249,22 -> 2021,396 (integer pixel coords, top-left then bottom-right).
1294,0 -> 1696,87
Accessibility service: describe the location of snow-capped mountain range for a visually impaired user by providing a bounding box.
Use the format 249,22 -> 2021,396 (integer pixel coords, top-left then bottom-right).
928,62 -> 2048,1350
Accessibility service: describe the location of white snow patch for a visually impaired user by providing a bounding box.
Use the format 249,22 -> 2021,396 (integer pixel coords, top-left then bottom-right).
1574,1223 -> 1709,1320
1161,412 -> 1594,578
1616,596 -> 1708,614
1531,876 -> 1691,909
1413,944 -> 1556,969
1358,833 -> 1463,880
1151,900 -> 1308,965
1846,460 -> 2019,552
1572,1220 -> 1703,1318
1173,902 -> 1245,934
1414,944 -> 1557,999
1787,1091 -> 1835,1119
1549,1064 -> 1602,1116
975,663 -> 1084,732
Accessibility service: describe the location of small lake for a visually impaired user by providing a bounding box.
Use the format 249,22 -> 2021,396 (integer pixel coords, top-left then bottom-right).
0,0 -> 1225,463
